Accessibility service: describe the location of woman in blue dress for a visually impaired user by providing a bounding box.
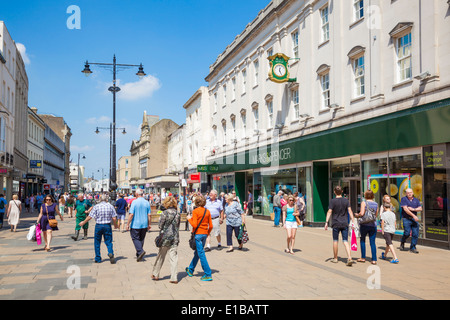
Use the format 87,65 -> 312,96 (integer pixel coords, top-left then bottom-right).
36,195 -> 63,252
224,194 -> 246,252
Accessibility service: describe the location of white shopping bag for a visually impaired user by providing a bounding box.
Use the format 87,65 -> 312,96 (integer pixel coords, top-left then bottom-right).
27,224 -> 36,241
349,218 -> 360,238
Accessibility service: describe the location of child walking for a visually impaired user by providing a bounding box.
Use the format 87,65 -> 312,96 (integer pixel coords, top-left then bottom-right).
380,203 -> 399,263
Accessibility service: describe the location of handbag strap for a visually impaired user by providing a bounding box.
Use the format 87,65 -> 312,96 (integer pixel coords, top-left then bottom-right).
192,208 -> 207,235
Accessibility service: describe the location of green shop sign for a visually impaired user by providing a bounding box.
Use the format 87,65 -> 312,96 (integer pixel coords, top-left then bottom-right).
197,165 -> 220,173
208,98 -> 450,173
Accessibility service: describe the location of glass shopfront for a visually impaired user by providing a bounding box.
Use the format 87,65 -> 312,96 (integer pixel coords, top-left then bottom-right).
423,144 -> 449,242
330,156 -> 361,214
362,148 -> 423,234
212,173 -> 235,195
298,166 -> 312,222
253,165 -> 311,219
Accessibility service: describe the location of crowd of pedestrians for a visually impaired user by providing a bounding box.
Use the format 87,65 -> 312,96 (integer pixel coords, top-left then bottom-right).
325,186 -> 422,267
0,183 -> 425,282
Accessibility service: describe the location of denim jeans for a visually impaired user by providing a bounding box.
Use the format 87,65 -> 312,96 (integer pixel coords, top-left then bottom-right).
274,207 -> 281,226
226,224 -> 242,246
94,223 -> 114,263
401,218 -> 419,250
188,234 -> 211,277
359,224 -> 377,261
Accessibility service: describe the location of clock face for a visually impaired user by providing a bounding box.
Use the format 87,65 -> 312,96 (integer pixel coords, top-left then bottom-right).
273,63 -> 287,77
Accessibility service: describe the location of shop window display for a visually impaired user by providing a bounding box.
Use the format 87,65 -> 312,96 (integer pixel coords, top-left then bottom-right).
363,152 -> 422,234
362,158 -> 388,205
297,167 -> 312,221
212,174 -> 235,195
390,154 -> 422,233
423,144 -> 449,242
253,168 -> 297,217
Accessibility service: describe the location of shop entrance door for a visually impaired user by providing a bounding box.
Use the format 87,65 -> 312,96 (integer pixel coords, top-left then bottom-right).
331,179 -> 361,214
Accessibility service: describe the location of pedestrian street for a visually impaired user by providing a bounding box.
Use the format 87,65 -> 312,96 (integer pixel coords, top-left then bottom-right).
1,208 -> 450,301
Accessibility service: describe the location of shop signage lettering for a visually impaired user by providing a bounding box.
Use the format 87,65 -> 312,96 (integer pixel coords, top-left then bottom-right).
252,147 -> 292,165
197,165 -> 219,173
424,150 -> 445,168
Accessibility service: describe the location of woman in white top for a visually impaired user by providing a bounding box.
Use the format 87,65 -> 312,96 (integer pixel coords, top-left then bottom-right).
7,194 -> 22,232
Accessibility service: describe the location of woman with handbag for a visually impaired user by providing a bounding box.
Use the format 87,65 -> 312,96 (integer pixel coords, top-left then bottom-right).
36,195 -> 63,252
224,194 -> 245,252
7,194 -> 22,232
282,195 -> 300,254
152,196 -> 180,284
185,195 -> 213,281
355,190 -> 379,265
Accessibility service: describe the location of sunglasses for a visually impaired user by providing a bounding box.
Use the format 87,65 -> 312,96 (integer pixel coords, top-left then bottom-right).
45,198 -> 52,201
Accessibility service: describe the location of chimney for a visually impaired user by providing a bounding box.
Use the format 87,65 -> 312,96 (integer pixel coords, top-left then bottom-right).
31,107 -> 38,113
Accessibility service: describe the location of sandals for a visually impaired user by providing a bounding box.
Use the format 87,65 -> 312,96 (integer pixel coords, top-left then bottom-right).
390,259 -> 399,264
357,258 -> 366,263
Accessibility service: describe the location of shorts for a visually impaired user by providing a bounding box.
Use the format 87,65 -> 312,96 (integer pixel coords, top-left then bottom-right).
284,221 -> 298,229
117,213 -> 126,220
211,217 -> 221,237
332,226 -> 349,242
383,232 -> 394,246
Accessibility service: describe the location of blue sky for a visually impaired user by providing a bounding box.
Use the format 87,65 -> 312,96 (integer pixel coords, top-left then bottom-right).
2,0 -> 270,180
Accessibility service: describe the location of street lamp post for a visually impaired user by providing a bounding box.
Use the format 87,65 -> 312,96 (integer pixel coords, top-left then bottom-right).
95,123 -> 126,191
82,55 -> 146,202
77,153 -> 86,192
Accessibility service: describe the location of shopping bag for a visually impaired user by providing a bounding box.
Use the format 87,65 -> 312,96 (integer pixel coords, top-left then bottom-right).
238,224 -> 249,244
351,229 -> 358,251
351,218 -> 360,238
27,224 -> 36,241
35,223 -> 42,245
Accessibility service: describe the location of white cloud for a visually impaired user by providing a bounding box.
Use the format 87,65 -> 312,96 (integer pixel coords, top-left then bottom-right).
117,75 -> 161,101
16,43 -> 31,65
71,145 -> 95,152
86,115 -> 111,124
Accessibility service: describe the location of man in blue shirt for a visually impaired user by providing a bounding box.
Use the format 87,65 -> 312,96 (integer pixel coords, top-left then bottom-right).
115,194 -> 128,232
204,190 -> 224,251
0,194 -> 7,229
400,188 -> 422,254
127,188 -> 151,261
36,193 -> 44,214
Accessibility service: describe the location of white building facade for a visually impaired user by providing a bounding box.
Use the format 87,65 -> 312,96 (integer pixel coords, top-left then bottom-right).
205,0 -> 450,248
13,39 -> 29,199
168,124 -> 185,195
183,86 -> 211,192
27,107 -> 45,195
0,21 -> 17,199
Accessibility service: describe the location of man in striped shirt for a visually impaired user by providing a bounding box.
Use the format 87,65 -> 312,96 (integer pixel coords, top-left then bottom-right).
79,194 -> 118,264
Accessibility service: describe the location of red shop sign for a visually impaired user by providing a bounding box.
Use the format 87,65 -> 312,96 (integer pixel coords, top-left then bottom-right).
189,173 -> 201,182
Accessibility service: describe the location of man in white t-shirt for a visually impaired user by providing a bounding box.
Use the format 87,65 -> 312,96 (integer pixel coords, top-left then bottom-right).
204,190 -> 224,252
